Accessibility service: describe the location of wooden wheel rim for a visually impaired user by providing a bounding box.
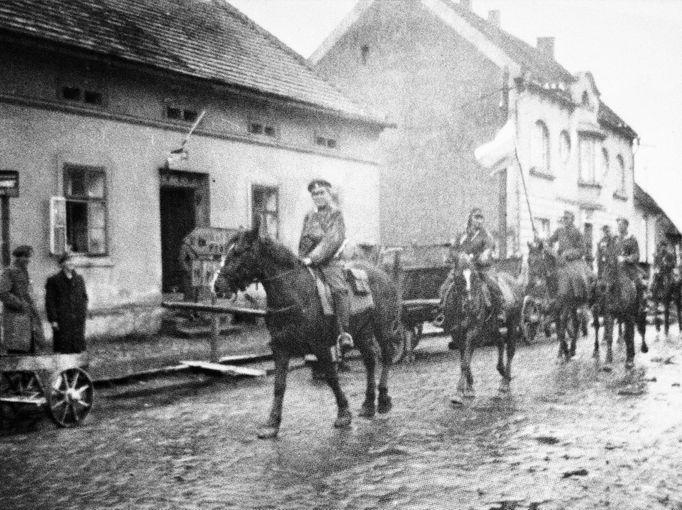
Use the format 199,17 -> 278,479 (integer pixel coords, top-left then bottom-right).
47,368 -> 94,427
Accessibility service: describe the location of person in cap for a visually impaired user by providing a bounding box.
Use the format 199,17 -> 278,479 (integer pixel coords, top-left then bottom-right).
595,224 -> 614,280
439,208 -> 502,319
299,178 -> 353,350
546,210 -> 592,300
45,252 -> 89,353
652,238 -> 676,281
614,217 -> 645,309
0,245 -> 45,355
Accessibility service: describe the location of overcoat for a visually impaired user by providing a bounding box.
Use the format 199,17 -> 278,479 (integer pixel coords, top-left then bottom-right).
298,205 -> 346,290
45,270 -> 88,353
0,264 -> 45,353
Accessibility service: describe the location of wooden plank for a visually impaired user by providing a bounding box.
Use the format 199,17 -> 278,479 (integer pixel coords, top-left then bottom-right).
180,360 -> 266,377
0,396 -> 46,406
161,301 -> 266,317
0,353 -> 88,372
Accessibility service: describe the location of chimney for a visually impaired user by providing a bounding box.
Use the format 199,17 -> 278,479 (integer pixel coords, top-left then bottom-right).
537,36 -> 555,60
487,10 -> 500,27
460,0 -> 471,10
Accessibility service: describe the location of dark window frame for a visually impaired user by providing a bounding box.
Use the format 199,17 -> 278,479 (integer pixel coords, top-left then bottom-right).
251,185 -> 279,240
63,164 -> 108,256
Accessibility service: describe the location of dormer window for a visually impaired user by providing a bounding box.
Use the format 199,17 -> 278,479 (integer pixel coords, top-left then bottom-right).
315,134 -> 338,149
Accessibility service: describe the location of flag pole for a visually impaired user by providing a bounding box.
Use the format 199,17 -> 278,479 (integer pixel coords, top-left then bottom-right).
511,88 -> 537,240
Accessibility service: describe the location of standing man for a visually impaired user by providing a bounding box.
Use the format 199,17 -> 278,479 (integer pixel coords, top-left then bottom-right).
0,245 -> 45,354
614,217 -> 643,292
45,252 -> 89,353
299,178 -> 353,350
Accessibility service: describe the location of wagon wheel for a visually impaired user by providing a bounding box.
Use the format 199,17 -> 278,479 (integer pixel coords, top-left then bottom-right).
393,322 -> 422,364
47,368 -> 94,428
0,371 -> 45,428
521,296 -> 541,345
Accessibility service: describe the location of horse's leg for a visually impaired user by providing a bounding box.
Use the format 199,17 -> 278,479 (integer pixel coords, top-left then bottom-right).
556,307 -> 570,361
569,306 -> 579,358
604,315 -> 614,364
357,331 -> 377,418
462,328 -> 476,398
499,315 -> 516,394
592,305 -> 600,359
653,297 -> 662,334
664,292 -> 671,336
316,344 -> 351,428
257,347 -> 290,439
455,336 -> 467,398
624,319 -> 636,369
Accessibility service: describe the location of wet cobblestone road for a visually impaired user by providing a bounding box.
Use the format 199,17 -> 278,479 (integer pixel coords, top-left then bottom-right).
2,327 -> 682,510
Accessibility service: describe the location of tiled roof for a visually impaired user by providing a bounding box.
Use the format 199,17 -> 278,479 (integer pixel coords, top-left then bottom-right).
442,0 -> 575,85
0,0 -> 386,125
441,1 -> 635,138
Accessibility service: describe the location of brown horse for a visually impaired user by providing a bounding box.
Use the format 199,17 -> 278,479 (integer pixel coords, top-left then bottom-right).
216,222 -> 403,438
650,266 -> 681,337
443,254 -> 523,401
527,241 -> 589,362
596,241 -> 646,368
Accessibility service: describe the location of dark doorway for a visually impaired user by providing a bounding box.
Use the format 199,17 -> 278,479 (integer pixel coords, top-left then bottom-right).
160,187 -> 196,292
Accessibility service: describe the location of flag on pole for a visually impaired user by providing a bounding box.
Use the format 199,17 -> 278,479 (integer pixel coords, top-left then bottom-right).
474,118 -> 516,176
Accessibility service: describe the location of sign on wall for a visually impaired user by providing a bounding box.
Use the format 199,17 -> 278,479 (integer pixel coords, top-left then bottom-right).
0,170 -> 19,197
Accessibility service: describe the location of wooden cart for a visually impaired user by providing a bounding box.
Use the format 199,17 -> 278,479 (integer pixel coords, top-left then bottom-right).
0,353 -> 94,428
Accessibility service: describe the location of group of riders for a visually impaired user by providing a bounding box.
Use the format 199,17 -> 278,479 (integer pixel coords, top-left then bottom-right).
299,178 -> 678,354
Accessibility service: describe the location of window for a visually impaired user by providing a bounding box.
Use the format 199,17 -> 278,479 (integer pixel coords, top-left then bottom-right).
600,148 -> 609,183
535,217 -> 551,239
616,154 -> 626,193
314,134 -> 338,150
165,106 -> 198,123
361,45 -> 370,64
63,165 -> 107,254
59,85 -> 104,106
248,120 -> 278,138
559,131 -> 571,165
579,136 -> 599,184
531,121 -> 550,173
252,185 -> 279,239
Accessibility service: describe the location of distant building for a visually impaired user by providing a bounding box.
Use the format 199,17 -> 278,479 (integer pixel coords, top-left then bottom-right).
312,0 -> 637,256
633,184 -> 681,266
0,0 -> 390,338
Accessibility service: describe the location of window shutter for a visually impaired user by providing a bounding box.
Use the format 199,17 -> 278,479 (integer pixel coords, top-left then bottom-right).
50,196 -> 67,255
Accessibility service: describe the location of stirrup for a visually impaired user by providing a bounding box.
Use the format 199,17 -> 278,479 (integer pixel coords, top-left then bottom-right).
338,332 -> 354,350
433,313 -> 445,328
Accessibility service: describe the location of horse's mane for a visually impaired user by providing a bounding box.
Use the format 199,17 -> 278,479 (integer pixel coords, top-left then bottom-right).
257,236 -> 302,269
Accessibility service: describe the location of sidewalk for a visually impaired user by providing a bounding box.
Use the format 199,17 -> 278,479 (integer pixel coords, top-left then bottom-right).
87,321 -> 273,382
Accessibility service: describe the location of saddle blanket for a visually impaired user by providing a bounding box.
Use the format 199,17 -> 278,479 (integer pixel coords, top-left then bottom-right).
310,267 -> 374,316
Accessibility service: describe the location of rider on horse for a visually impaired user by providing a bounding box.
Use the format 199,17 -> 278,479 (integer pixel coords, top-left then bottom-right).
546,210 -> 591,300
596,224 -> 614,280
613,217 -> 645,314
652,238 -> 676,286
439,208 -> 503,320
298,178 -> 353,351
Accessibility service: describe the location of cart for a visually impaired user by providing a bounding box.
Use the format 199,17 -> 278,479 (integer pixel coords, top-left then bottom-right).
0,353 -> 94,428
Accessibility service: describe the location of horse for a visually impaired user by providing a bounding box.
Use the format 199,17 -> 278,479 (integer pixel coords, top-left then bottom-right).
595,242 -> 647,368
443,253 -> 523,401
215,221 -> 403,439
526,241 -> 590,362
650,265 -> 681,337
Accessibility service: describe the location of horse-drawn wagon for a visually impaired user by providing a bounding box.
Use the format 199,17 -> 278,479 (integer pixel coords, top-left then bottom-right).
0,352 -> 93,428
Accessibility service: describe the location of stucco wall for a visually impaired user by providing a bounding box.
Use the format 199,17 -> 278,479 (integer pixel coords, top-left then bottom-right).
0,41 -> 382,338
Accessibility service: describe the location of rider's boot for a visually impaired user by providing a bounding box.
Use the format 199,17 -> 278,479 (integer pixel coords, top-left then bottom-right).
333,289 -> 354,351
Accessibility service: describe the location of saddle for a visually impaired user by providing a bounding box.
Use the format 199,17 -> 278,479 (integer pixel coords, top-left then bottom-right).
308,267 -> 374,316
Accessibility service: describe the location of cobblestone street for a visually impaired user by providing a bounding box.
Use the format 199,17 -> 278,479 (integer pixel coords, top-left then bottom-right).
2,326 -> 682,509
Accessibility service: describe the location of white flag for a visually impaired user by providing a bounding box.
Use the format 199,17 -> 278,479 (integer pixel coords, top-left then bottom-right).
474,118 -> 516,175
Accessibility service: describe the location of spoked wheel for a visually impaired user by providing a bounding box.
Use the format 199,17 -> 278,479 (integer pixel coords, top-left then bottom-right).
521,296 -> 541,345
47,368 -> 94,428
0,371 -> 45,428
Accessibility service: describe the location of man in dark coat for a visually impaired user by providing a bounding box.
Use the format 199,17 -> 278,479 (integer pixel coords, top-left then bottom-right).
546,210 -> 591,300
0,245 -> 45,354
299,178 -> 352,350
613,217 -> 645,310
595,224 -> 614,280
45,253 -> 89,353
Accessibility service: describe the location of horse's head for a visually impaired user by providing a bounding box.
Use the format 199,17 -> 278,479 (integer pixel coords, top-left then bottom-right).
527,240 -> 555,285
216,221 -> 264,295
